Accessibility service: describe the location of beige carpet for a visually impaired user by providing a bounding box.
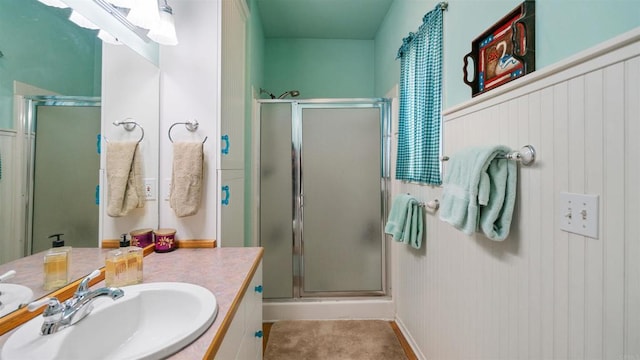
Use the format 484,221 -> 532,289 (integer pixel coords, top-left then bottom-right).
264,320 -> 408,360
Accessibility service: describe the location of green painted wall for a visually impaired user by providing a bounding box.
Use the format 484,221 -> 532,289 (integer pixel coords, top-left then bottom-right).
263,38 -> 375,99
0,0 -> 100,129
375,0 -> 640,108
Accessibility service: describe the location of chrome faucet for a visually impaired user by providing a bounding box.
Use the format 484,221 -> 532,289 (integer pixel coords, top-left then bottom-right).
28,270 -> 124,335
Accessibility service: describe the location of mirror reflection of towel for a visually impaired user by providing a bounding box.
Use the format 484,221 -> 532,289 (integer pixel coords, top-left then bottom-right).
106,141 -> 145,217
170,142 -> 204,217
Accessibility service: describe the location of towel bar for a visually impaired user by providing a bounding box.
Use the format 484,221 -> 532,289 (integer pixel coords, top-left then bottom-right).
168,120 -> 208,144
419,199 -> 440,211
441,144 -> 536,166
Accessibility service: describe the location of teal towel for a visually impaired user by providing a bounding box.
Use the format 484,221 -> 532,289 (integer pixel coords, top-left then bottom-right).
479,157 -> 517,241
439,145 -> 517,241
405,201 -> 423,249
385,194 -> 413,240
385,194 -> 424,249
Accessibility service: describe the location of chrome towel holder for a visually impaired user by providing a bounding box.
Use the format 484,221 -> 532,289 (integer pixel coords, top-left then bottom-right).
168,119 -> 208,143
105,118 -> 144,143
441,144 -> 536,166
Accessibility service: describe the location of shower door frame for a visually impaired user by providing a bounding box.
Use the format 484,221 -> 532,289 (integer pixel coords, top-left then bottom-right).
255,98 -> 392,299
19,96 -> 101,256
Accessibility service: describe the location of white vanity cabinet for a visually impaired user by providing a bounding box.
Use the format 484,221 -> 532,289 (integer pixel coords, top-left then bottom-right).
216,262 -> 263,359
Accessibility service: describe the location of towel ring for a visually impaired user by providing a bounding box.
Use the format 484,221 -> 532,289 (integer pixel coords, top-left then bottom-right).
105,118 -> 144,143
168,120 -> 208,144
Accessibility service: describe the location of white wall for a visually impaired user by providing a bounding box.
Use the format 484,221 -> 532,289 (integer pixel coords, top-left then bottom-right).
393,29 -> 640,359
101,44 -> 160,240
158,0 -> 219,241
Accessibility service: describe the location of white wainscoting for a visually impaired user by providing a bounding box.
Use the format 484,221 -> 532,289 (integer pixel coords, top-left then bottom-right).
393,28 -> 640,360
0,130 -> 19,264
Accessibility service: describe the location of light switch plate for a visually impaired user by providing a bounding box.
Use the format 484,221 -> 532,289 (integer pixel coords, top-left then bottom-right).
144,178 -> 156,201
559,192 -> 599,238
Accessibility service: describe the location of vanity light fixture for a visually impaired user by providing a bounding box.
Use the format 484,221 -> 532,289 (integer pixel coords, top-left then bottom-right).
106,0 -> 132,8
69,10 -> 100,30
126,0 -> 160,30
37,0 -> 68,8
98,30 -> 122,45
147,0 -> 178,46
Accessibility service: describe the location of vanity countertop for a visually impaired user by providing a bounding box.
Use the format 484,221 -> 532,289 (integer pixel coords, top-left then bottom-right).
0,247 -> 264,359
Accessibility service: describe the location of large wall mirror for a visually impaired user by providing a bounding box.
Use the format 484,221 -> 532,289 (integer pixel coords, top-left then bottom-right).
0,0 -> 159,319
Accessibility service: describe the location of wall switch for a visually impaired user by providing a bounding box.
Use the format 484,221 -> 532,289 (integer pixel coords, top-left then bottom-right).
144,178 -> 156,201
559,192 -> 599,238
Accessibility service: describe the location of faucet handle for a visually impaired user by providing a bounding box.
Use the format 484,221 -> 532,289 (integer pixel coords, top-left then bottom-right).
76,269 -> 101,294
0,270 -> 16,283
27,297 -> 62,315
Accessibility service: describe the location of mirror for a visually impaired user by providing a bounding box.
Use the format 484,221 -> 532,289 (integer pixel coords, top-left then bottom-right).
0,0 -> 159,319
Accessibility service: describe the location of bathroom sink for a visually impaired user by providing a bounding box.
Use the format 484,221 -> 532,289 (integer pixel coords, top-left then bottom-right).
0,284 -> 34,317
1,282 -> 218,360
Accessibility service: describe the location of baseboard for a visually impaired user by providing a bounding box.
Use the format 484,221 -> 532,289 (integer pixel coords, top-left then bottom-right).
395,316 -> 426,360
263,298 -> 395,322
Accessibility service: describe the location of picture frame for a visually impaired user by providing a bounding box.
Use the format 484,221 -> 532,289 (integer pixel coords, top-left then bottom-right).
463,1 -> 535,97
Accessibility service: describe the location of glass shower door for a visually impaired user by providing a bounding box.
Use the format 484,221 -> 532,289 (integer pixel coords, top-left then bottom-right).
260,103 -> 293,299
299,106 -> 384,295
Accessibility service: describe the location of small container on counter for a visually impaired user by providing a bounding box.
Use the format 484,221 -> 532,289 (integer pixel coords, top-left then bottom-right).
130,228 -> 153,248
43,234 -> 72,291
105,234 -> 143,287
153,228 -> 177,253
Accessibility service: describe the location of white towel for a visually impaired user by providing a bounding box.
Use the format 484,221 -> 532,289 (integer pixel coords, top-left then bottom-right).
106,141 -> 145,217
170,142 -> 204,217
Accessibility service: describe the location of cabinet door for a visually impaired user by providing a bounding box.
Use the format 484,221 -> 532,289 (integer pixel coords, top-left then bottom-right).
215,261 -> 263,360
220,0 -> 247,170
218,169 -> 245,247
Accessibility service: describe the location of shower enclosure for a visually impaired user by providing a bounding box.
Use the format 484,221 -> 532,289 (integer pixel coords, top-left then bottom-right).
256,99 -> 391,299
22,96 -> 101,255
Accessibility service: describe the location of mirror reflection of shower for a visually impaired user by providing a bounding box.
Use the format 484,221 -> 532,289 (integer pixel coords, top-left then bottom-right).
260,88 -> 300,99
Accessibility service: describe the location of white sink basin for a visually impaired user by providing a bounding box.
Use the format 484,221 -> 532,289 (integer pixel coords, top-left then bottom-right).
0,284 -> 34,317
1,282 -> 217,360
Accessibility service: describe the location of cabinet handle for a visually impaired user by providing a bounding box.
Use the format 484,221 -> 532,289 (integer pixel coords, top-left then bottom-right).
221,185 -> 230,206
254,285 -> 263,293
221,134 -> 229,155
254,330 -> 263,338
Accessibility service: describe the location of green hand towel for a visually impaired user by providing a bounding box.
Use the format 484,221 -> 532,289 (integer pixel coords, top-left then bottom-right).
385,194 -> 414,241
479,158 -> 517,241
410,202 -> 423,249
439,145 -> 514,239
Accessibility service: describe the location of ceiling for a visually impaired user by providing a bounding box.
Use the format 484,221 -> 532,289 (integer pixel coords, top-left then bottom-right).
255,0 -> 394,40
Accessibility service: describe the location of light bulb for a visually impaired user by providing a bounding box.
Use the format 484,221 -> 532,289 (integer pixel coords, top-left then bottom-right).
147,5 -> 178,46
37,0 -> 68,8
69,10 -> 99,30
126,0 -> 160,29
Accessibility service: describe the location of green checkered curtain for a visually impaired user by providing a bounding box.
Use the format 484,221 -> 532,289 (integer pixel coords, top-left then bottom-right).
396,5 -> 443,185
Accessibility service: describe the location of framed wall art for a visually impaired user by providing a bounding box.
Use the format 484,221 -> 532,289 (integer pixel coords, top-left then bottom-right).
463,1 -> 535,97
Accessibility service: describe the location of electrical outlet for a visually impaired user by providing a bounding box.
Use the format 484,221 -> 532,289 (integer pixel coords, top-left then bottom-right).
144,178 -> 156,201
559,192 -> 599,238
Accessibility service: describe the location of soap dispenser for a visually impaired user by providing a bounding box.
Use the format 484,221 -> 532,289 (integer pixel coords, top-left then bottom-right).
120,233 -> 143,284
43,234 -> 72,291
105,234 -> 143,287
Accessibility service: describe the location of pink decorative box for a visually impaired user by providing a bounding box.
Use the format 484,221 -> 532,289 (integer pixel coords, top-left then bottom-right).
130,228 -> 153,248
153,228 -> 177,253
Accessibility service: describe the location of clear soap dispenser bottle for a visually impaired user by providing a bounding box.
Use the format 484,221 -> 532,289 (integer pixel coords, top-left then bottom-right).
120,233 -> 143,284
43,234 -> 72,290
